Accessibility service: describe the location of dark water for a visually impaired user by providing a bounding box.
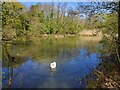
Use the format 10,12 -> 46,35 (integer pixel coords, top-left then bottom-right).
2,36 -> 101,88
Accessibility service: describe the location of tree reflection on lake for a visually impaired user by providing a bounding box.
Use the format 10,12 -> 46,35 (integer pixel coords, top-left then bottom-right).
2,36 -> 101,88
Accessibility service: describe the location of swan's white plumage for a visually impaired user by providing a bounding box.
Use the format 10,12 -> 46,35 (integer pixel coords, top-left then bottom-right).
50,62 -> 56,68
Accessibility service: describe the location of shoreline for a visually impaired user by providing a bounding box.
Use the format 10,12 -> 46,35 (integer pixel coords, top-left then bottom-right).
86,54 -> 120,88
2,34 -> 103,44
28,34 -> 103,42
31,34 -> 103,38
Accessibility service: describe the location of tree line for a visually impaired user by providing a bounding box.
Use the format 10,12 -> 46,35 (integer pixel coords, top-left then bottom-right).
1,2 -> 119,44
1,2 -> 110,40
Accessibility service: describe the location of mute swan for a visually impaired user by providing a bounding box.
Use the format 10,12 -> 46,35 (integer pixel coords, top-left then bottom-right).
50,61 -> 56,69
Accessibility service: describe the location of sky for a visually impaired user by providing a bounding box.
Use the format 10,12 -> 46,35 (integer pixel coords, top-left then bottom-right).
19,0 -> 115,19
17,0 -> 118,2
18,0 -> 118,7
20,2 -> 38,7
20,2 -> 78,9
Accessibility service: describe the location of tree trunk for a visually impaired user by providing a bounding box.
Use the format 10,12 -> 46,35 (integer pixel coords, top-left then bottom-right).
118,1 -> 120,61
8,67 -> 13,87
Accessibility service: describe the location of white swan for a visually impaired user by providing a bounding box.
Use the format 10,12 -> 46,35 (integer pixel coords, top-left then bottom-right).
50,61 -> 56,69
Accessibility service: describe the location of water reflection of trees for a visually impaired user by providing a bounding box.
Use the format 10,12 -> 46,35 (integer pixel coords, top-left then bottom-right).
2,42 -> 27,88
3,37 -> 100,64
2,37 -> 100,87
2,42 -> 27,67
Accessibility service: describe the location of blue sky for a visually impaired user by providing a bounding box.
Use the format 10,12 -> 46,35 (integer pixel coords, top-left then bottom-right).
20,2 -> 38,7
20,2 -> 78,9
19,1 -> 112,17
18,0 -> 118,3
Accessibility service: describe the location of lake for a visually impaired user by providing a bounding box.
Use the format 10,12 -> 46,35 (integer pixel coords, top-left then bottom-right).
2,36 -> 102,88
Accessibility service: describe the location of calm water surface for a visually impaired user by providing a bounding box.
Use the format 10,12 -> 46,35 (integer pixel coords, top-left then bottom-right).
2,36 -> 101,88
